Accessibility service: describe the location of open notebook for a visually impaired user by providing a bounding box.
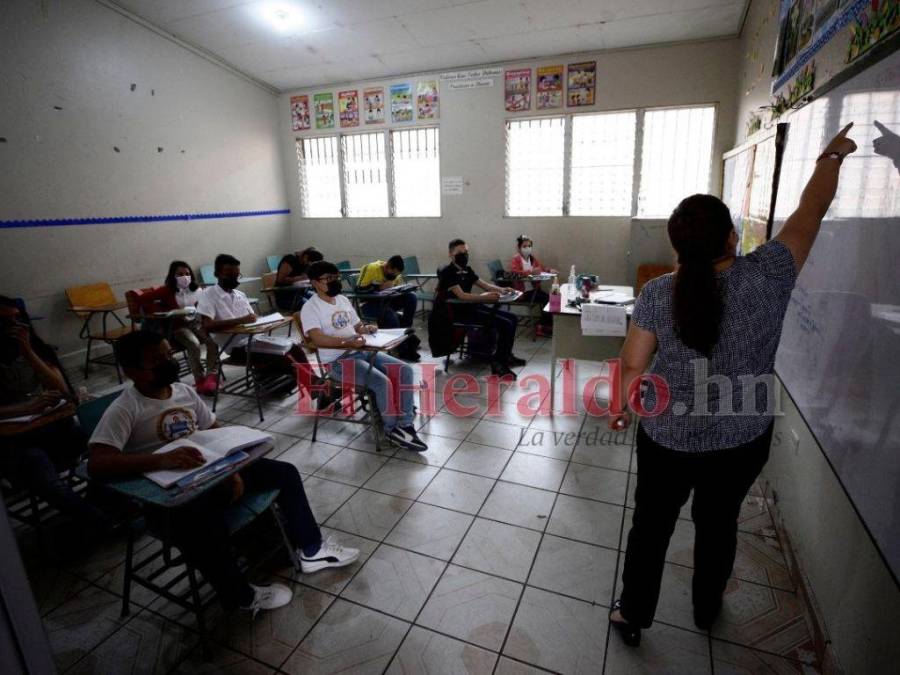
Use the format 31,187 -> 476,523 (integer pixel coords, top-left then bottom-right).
144,425 -> 273,488
362,328 -> 408,348
0,399 -> 68,424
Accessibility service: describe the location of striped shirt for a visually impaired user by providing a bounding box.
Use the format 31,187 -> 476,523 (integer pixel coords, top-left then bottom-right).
632,239 -> 797,452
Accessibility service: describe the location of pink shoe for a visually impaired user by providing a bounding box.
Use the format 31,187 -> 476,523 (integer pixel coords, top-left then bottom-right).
196,374 -> 217,396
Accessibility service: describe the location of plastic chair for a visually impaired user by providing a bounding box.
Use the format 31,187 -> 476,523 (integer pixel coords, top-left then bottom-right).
487,259 -> 505,283
199,264 -> 216,286
636,264 -> 674,296
266,255 -> 281,273
403,256 -> 435,317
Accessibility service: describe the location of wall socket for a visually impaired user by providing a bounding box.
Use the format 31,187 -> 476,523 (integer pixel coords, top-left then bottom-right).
790,429 -> 800,454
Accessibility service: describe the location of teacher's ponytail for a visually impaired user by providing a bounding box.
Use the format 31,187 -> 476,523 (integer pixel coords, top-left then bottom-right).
667,195 -> 734,356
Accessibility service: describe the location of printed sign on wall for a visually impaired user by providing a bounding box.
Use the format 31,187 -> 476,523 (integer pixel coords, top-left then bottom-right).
504,69 -> 531,112
290,95 -> 310,131
363,87 -> 385,124
390,84 -> 413,123
567,61 -> 596,107
417,80 -> 440,120
314,93 -> 334,129
536,65 -> 563,110
339,90 -> 359,127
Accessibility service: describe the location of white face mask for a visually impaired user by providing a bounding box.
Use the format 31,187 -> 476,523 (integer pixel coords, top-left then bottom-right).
175,275 -> 192,289
520,247 -> 533,257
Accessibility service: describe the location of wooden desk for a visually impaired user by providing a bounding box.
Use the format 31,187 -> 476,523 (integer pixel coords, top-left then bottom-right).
211,317 -> 295,422
0,401 -> 78,437
545,284 -> 634,411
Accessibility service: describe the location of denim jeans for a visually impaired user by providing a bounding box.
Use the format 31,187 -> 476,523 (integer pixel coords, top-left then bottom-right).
328,351 -> 416,430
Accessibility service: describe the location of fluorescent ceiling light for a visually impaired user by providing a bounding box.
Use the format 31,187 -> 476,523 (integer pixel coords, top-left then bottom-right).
260,3 -> 303,32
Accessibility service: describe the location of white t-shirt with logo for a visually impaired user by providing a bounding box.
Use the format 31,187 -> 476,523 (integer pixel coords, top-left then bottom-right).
196,284 -> 253,351
300,294 -> 360,363
89,383 -> 216,454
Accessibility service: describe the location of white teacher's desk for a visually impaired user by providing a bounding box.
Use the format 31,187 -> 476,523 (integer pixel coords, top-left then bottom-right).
543,284 -> 634,412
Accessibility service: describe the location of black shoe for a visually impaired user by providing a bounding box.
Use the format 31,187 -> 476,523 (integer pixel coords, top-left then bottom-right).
491,361 -> 517,379
388,425 -> 428,452
609,600 -> 641,647
505,354 -> 527,367
693,599 -> 722,631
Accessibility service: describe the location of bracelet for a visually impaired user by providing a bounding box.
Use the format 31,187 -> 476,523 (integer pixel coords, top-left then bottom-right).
816,151 -> 844,163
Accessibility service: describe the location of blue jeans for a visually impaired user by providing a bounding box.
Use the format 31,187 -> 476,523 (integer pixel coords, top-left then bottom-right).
329,351 -> 415,430
361,291 -> 417,328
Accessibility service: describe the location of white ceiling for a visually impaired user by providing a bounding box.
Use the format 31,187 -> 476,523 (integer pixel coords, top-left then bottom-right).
113,0 -> 749,92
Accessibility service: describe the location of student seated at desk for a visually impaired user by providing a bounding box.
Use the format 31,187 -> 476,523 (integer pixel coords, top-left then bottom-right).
87,330 -> 359,615
430,239 -> 525,379
140,261 -> 219,395
509,235 -> 555,337
0,296 -> 110,543
300,261 -> 428,453
274,246 -> 323,312
197,253 -> 308,377
357,255 -> 417,329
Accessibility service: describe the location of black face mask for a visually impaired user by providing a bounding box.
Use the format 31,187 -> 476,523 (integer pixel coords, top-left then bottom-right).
454,252 -> 469,267
219,277 -> 240,291
384,272 -> 398,281
325,280 -> 342,297
150,359 -> 180,388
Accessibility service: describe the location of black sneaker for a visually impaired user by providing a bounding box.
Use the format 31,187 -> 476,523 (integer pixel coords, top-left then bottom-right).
491,361 -> 517,379
387,425 -> 428,452
505,354 -> 527,367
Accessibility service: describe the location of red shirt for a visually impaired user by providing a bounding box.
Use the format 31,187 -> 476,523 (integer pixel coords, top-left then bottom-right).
509,253 -> 548,291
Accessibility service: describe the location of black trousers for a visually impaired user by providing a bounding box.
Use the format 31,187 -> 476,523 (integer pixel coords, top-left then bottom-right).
472,306 -> 518,360
620,423 -> 772,628
159,458 -> 321,609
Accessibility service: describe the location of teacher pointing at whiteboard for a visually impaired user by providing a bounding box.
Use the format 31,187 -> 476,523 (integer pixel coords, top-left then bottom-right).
607,123 -> 858,647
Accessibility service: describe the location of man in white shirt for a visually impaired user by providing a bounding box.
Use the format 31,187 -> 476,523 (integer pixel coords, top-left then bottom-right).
196,253 -> 311,383
300,261 -> 427,453
87,330 -> 358,616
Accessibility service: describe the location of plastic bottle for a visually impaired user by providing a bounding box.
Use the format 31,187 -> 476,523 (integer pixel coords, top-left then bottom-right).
549,275 -> 561,312
567,265 -> 576,292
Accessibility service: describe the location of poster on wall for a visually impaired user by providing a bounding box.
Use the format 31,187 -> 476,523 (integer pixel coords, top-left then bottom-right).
504,68 -> 531,112
847,0 -> 900,64
363,87 -> 385,124
339,90 -> 359,127
390,84 -> 413,123
314,93 -> 334,129
566,61 -> 596,107
290,95 -> 310,131
771,0 -> 869,91
536,65 -> 564,109
417,80 -> 440,120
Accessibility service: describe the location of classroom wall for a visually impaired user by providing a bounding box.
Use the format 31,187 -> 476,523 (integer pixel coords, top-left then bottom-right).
737,3 -> 900,672
0,0 -> 289,359
278,39 -> 741,286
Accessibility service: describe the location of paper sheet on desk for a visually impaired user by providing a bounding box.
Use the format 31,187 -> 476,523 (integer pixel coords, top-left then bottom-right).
363,328 -> 407,348
581,304 -> 627,336
243,312 -> 284,327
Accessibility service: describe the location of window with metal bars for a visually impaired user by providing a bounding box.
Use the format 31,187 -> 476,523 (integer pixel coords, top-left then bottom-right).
569,111 -> 636,216
637,105 -> 716,217
505,117 -> 566,216
296,136 -> 342,218
391,127 -> 441,217
341,131 -> 389,218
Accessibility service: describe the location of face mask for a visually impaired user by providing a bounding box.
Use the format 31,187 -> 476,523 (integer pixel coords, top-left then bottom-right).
175,275 -> 192,289
384,272 -> 398,281
454,252 -> 469,267
219,277 -> 240,291
150,359 -> 180,388
520,247 -> 533,257
325,280 -> 342,297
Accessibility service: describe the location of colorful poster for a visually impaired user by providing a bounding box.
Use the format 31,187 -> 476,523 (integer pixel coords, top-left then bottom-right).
363,87 -> 385,124
536,65 -> 563,110
417,80 -> 439,120
566,61 -> 596,107
390,84 -> 413,123
314,93 -> 334,129
847,0 -> 900,64
338,90 -> 359,128
504,68 -> 531,112
290,95 -> 310,131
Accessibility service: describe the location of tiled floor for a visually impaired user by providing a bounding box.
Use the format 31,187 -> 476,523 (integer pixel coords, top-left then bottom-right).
16,319 -> 825,674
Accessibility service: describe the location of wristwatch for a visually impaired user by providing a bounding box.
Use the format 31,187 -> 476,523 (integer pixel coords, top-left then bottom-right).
816,151 -> 844,163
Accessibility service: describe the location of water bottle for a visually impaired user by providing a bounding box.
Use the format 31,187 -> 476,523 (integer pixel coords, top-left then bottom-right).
567,265 -> 576,300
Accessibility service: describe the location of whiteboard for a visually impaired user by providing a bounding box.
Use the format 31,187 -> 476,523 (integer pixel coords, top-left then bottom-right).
772,48 -> 900,582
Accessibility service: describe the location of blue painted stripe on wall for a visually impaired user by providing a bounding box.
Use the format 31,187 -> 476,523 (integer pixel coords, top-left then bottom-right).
0,209 -> 290,229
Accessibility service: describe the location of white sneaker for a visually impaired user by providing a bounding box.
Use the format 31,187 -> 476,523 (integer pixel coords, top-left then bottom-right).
299,537 -> 360,574
240,583 -> 293,618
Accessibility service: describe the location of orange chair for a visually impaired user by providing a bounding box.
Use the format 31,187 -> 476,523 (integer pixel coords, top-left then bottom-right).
65,283 -> 134,382
636,264 -> 674,296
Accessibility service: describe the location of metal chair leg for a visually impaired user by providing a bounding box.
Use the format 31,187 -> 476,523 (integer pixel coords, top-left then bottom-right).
270,504 -> 299,574
186,566 -> 212,660
121,527 -> 134,617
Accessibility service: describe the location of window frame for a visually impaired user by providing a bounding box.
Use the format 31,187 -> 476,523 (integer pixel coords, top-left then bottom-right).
504,102 -> 718,218
295,125 -> 442,219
